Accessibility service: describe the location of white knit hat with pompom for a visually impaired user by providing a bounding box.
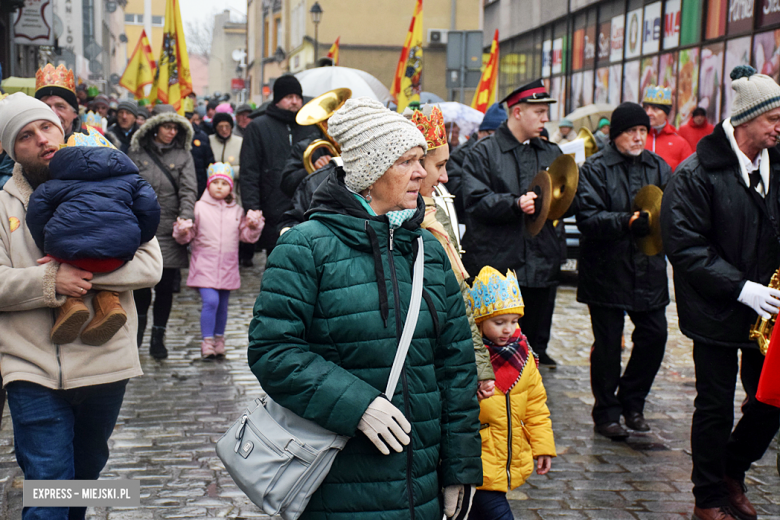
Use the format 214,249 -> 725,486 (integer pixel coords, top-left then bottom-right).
327,97 -> 427,193
730,65 -> 780,126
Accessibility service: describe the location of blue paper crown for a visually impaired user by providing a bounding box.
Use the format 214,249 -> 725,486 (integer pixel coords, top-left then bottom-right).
642,85 -> 673,106
466,266 -> 525,322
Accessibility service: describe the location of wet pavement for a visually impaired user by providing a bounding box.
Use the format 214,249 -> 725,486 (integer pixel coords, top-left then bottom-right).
0,257 -> 778,519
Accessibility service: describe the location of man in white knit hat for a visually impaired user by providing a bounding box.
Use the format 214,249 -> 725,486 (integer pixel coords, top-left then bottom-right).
661,66 -> 780,520
0,93 -> 162,519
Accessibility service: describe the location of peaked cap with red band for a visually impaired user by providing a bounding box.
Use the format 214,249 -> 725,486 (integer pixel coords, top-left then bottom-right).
499,78 -> 557,108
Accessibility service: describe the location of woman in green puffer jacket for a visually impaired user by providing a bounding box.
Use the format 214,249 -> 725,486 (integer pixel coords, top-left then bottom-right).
247,98 -> 483,520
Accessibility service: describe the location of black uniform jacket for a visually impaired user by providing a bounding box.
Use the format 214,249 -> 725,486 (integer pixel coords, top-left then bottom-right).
461,122 -> 564,287
661,122 -> 780,348
576,143 -> 671,311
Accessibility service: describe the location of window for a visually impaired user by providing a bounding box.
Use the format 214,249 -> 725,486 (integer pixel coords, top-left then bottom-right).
152,16 -> 164,26
124,14 -> 135,23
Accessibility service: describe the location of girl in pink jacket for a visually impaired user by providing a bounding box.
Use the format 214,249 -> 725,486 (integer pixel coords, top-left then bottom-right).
173,163 -> 264,358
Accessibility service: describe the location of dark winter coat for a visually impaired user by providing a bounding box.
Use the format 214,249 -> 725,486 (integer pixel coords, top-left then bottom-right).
248,169 -> 483,520
461,123 -> 565,287
0,152 -> 13,189
105,123 -> 137,154
277,162 -> 334,231
660,123 -> 780,347
190,126 -> 215,197
128,111 -> 198,269
576,143 -> 671,311
26,147 -> 160,261
238,103 -> 321,252
279,137 -> 330,199
444,132 -> 479,221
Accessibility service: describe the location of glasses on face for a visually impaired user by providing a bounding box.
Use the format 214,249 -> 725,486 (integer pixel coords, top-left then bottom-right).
160,123 -> 179,132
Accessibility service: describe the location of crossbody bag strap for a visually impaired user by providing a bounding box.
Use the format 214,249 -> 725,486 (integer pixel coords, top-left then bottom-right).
384,236 -> 425,402
147,149 -> 179,192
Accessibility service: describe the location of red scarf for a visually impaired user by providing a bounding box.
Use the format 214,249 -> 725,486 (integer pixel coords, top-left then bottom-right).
483,328 -> 538,394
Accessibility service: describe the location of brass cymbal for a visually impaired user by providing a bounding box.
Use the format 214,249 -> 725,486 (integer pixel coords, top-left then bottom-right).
524,170 -> 552,237
546,154 -> 579,221
632,185 -> 664,256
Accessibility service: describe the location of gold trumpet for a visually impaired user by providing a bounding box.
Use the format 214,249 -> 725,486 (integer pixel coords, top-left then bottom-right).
296,88 -> 352,173
749,268 -> 780,355
576,126 -> 599,158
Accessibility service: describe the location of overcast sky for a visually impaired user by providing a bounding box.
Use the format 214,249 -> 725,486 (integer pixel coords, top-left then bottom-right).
180,0 -> 247,28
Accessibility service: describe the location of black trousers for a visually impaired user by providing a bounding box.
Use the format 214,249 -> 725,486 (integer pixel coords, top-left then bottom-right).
519,285 -> 557,355
589,305 -> 667,425
691,342 -> 780,508
133,268 -> 177,328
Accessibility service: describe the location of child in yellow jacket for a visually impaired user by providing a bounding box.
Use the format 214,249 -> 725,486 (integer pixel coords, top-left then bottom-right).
466,266 -> 557,520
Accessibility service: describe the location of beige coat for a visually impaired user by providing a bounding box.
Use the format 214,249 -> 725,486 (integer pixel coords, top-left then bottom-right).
0,165 -> 163,390
208,133 -> 243,179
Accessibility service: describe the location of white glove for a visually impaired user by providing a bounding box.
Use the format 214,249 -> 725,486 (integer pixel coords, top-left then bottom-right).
738,280 -> 780,319
443,485 -> 475,519
357,396 -> 411,455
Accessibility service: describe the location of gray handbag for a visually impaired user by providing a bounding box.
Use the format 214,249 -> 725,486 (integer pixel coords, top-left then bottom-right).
216,236 -> 425,520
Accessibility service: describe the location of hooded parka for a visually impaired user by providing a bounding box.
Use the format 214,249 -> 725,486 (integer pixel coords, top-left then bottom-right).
248,170 -> 483,520
238,103 -> 321,251
660,122 -> 780,347
460,123 -> 565,286
128,111 -> 198,269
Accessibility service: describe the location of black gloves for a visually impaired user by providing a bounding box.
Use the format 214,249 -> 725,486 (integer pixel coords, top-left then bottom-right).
629,211 -> 651,237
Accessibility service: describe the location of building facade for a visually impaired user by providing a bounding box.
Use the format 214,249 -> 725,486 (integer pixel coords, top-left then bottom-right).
246,0 -> 482,104
485,0 -> 780,127
209,10 -> 248,101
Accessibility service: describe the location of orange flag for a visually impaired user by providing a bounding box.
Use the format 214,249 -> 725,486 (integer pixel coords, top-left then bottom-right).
150,0 -> 192,114
327,37 -> 340,66
471,30 -> 499,114
119,30 -> 156,99
391,0 -> 423,112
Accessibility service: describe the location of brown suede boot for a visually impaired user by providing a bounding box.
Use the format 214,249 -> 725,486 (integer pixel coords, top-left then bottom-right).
692,506 -> 737,520
80,291 -> 127,346
51,296 -> 90,345
724,476 -> 757,520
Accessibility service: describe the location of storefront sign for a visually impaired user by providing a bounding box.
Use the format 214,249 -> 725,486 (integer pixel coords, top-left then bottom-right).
542,40 -> 552,77
598,21 -> 611,62
758,0 -> 780,27
54,0 -> 83,57
664,0 -> 681,49
610,15 -> 624,62
625,8 -> 643,59
552,38 -> 564,74
584,25 -> 597,67
13,0 -> 54,45
643,2 -> 662,55
728,0 -> 755,34
572,29 -> 585,70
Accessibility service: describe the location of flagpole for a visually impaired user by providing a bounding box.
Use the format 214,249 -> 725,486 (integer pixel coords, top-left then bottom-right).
145,0 -> 152,43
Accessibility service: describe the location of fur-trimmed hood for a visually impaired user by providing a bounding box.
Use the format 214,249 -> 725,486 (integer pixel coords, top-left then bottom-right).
129,111 -> 194,153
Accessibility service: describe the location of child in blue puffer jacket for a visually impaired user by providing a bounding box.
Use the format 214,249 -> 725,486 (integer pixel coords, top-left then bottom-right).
26,128 -> 160,346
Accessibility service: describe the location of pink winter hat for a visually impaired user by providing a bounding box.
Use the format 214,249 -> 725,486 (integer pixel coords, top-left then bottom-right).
207,162 -> 234,189
215,102 -> 234,114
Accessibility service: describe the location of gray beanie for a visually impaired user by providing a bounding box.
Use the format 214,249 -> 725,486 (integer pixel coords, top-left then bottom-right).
729,65 -> 780,126
117,100 -> 138,117
327,97 -> 427,193
0,93 -> 64,162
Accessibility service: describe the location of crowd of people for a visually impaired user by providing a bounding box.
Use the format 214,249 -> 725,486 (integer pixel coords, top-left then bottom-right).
0,58 -> 778,520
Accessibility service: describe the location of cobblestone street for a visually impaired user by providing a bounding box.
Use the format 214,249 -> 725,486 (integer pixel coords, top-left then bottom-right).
0,258 -> 778,519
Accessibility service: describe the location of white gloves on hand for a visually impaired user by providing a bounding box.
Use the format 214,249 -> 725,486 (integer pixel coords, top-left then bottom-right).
443,484 -> 475,519
357,396 -> 411,455
738,280 -> 780,319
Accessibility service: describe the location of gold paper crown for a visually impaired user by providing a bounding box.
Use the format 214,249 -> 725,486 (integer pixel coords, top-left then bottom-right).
411,105 -> 447,150
35,64 -> 76,94
60,126 -> 116,149
466,266 -> 525,323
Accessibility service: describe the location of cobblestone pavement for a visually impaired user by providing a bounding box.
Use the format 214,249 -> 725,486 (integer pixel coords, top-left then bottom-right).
0,258 -> 778,519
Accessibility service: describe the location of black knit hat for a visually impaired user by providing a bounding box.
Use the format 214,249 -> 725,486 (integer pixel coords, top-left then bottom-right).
273,75 -> 303,103
212,112 -> 234,129
610,102 -> 650,141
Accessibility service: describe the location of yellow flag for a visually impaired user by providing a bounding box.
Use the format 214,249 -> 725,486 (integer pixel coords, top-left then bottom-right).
327,37 -> 340,66
471,30 -> 499,113
150,0 -> 192,114
392,0 -> 423,113
119,30 -> 156,99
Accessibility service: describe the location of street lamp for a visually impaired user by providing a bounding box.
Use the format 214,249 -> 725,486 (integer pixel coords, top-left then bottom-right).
310,2 -> 323,64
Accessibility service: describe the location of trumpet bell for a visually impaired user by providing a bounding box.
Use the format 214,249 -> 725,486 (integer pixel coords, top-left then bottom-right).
296,88 -> 352,127
546,154 -> 579,221
576,126 -> 599,158
632,185 -> 664,256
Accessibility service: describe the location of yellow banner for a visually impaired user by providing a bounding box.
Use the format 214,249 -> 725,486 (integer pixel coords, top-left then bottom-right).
327,37 -> 340,66
119,30 -> 156,99
471,30 -> 499,114
392,0 -> 423,112
150,0 -> 192,114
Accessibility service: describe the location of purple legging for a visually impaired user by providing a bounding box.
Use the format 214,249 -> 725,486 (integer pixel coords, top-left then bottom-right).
199,288 -> 231,339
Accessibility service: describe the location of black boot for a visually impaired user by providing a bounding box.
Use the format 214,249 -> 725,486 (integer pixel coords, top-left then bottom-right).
137,315 -> 147,348
149,326 -> 168,359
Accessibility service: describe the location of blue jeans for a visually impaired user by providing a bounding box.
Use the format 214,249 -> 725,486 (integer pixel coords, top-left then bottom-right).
199,288 -> 230,338
6,379 -> 128,520
468,490 -> 514,520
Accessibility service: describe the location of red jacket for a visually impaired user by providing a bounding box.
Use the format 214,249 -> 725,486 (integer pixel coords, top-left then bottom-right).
677,119 -> 715,150
644,122 -> 693,172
